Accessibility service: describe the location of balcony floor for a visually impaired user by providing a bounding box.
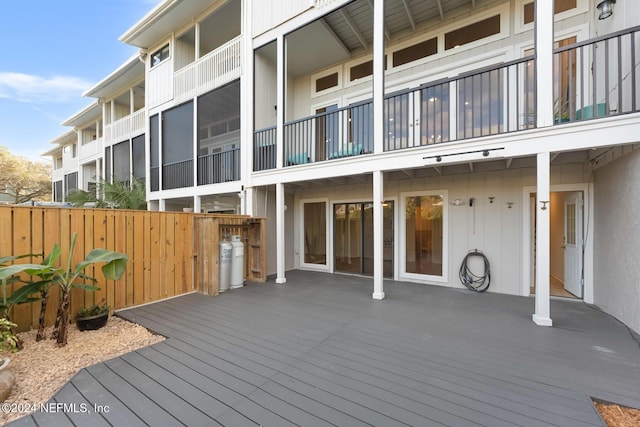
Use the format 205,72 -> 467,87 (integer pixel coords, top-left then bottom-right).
10,270 -> 640,426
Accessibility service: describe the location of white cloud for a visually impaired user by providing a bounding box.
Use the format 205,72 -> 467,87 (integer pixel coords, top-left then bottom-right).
0,72 -> 92,103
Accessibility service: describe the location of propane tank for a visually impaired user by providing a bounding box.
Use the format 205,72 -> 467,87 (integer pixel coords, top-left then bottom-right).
230,235 -> 244,289
219,240 -> 232,292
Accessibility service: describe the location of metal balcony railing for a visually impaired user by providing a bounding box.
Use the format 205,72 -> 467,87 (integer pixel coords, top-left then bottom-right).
162,159 -> 193,190
253,126 -> 276,171
197,148 -> 240,185
252,26 -> 640,169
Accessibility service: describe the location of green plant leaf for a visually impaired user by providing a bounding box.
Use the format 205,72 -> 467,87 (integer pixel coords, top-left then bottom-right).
43,245 -> 61,267
6,282 -> 47,305
76,250 -> 128,280
0,264 -> 52,281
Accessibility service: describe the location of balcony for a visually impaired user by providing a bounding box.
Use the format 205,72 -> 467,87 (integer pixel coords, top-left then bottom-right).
174,36 -> 242,104
104,109 -> 146,145
253,26 -> 640,172
197,148 -> 241,185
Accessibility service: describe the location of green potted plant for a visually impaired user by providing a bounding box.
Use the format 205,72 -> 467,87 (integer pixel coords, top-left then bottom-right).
75,301 -> 110,331
0,232 -> 128,346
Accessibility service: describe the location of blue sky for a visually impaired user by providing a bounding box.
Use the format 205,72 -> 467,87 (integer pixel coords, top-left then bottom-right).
0,0 -> 161,162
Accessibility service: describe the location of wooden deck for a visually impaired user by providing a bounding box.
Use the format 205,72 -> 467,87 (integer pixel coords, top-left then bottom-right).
8,270 -> 640,426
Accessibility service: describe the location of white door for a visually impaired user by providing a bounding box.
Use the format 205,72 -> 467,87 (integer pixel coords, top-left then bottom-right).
564,192 -> 583,297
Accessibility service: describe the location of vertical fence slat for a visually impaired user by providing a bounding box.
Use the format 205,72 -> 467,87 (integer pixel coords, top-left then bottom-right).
12,208 -> 32,330
0,207 -> 266,330
69,210 -> 85,325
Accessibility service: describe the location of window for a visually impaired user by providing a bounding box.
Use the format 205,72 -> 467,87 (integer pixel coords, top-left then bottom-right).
162,101 -> 194,189
54,157 -> 62,170
523,0 -> 577,24
197,81 -> 241,185
393,38 -> 437,67
64,172 -> 77,195
54,181 -> 63,202
315,72 -> 339,92
113,141 -> 131,185
421,83 -> 450,145
303,201 -> 327,266
132,134 -> 145,182
404,194 -> 445,277
151,44 -> 170,68
350,60 -> 373,81
104,147 -> 112,183
150,114 -> 160,191
445,15 -> 501,50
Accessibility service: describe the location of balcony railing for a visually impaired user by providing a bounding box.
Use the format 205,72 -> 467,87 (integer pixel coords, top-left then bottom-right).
197,148 -> 240,185
174,36 -> 242,103
252,26 -> 640,170
253,126 -> 276,171
104,109 -> 146,145
553,25 -> 640,122
162,159 -> 193,190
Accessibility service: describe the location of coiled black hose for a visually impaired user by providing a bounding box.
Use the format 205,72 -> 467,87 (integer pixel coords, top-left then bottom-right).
459,250 -> 491,292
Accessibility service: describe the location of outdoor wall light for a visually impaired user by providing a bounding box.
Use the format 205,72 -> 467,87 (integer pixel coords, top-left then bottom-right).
451,198 -> 466,206
596,0 -> 615,20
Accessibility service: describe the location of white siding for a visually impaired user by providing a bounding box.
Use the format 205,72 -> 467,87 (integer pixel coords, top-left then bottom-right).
252,0 -> 313,36
148,60 -> 174,108
285,164 -> 588,296
594,148 -> 640,334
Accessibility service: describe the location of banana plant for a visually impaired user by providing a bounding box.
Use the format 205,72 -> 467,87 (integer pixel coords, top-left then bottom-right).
0,233 -> 128,347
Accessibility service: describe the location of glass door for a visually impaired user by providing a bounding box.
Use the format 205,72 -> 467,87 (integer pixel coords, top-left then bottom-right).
334,201 -> 393,277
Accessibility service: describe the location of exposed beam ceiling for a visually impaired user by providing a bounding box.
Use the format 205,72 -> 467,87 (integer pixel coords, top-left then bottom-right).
436,0 -> 445,20
340,10 -> 368,50
401,0 -> 416,32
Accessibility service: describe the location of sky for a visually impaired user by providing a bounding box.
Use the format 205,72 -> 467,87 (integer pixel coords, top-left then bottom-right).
0,0 -> 162,162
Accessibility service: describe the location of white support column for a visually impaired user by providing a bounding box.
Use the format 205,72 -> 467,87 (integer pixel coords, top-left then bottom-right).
130,88 -> 134,115
194,195 -> 201,214
535,0 -> 554,128
240,0 -> 253,196
275,183 -> 286,284
159,199 -> 166,212
372,0 -> 385,154
276,34 -> 285,169
193,91 -> 199,189
195,22 -> 201,61
533,152 -> 552,326
372,170 -> 385,300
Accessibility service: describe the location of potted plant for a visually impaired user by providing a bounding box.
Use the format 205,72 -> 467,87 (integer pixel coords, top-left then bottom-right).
75,301 -> 110,331
0,232 -> 128,346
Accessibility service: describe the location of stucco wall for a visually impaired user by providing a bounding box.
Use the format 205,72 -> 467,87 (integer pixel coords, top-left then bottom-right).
594,148 -> 640,334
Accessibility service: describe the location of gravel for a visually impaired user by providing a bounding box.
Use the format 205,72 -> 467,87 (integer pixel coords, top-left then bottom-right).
0,316 -> 164,425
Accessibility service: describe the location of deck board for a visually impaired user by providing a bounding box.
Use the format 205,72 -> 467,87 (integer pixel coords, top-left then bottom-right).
8,270 -> 640,426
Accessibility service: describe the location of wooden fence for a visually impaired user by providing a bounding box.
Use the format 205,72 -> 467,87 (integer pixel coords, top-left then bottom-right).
0,206 -> 266,331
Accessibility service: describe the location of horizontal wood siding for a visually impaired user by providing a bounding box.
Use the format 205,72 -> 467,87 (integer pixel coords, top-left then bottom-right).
0,207 -> 266,331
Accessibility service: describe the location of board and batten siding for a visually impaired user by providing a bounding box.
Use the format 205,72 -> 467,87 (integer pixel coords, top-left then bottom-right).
280,163 -> 590,296
252,0 -> 315,37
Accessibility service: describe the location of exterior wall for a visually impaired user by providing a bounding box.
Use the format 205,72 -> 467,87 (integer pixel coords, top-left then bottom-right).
252,0 -> 316,37
594,148 -> 640,333
252,187 -> 295,275
289,163 -> 589,295
286,0 -> 592,124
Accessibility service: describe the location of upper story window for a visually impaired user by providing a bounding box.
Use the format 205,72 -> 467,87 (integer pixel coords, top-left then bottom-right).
62,144 -> 77,158
350,60 -> 373,82
315,72 -> 339,92
151,44 -> 170,68
54,157 -> 62,170
393,38 -> 437,67
523,0 -> 577,24
445,15 -> 501,50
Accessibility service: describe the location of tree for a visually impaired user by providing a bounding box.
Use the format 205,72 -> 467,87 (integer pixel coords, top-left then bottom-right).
0,146 -> 51,204
66,177 -> 147,210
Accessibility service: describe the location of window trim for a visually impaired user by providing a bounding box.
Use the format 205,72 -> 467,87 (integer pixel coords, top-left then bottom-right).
514,0 -> 588,35
310,65 -> 343,98
399,190 -> 449,283
150,43 -> 171,68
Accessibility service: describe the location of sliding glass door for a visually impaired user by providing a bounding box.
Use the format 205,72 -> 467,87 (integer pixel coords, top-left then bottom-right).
334,201 -> 393,277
